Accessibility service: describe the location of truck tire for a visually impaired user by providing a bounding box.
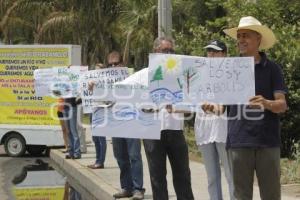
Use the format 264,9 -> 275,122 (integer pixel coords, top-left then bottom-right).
4,133 -> 26,157
26,145 -> 46,156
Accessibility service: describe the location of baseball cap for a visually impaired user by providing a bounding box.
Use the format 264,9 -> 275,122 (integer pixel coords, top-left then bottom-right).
204,40 -> 227,52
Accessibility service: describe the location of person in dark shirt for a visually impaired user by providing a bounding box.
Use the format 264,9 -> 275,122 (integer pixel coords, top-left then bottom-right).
64,96 -> 81,159
223,16 -> 287,200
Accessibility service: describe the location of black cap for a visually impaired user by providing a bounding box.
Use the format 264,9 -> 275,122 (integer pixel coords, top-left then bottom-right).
204,40 -> 227,52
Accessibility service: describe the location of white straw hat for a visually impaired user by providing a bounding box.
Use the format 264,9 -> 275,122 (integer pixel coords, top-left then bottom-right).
223,16 -> 277,49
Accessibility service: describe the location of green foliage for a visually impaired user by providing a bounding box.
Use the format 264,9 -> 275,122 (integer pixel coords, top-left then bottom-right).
0,0 -> 121,65
184,126 -> 199,155
118,0 -> 156,68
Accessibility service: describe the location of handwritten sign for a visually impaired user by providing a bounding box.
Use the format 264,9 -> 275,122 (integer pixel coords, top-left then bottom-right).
182,56 -> 255,104
33,68 -> 55,96
80,67 -> 128,113
34,66 -> 88,98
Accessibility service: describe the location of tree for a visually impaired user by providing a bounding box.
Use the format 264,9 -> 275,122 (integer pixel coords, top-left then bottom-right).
118,0 -> 157,68
0,0 -> 122,65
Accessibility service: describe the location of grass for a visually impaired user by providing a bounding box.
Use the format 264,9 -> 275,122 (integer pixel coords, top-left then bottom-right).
280,143 -> 300,184
184,126 -> 202,163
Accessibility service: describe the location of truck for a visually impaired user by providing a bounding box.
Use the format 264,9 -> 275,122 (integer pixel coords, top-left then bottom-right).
0,45 -> 81,156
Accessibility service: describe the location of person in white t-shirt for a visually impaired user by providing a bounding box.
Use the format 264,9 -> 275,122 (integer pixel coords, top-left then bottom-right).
194,40 -> 234,200
143,37 -> 194,200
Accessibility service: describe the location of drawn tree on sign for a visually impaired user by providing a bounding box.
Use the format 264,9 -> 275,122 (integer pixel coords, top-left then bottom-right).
151,65 -> 163,87
183,67 -> 197,94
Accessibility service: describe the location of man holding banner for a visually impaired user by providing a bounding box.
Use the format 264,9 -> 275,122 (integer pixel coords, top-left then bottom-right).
143,37 -> 194,200
223,16 -> 287,200
101,51 -> 145,200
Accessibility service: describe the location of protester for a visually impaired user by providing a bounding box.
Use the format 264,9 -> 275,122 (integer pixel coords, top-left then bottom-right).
57,97 -> 69,152
90,51 -> 144,199
64,96 -> 81,159
194,40 -> 234,200
87,63 -> 107,169
223,16 -> 287,200
143,37 -> 194,200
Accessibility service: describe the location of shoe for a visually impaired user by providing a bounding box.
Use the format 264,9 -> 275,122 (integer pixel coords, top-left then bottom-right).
87,164 -> 104,169
131,190 -> 144,200
113,190 -> 132,198
62,149 -> 69,153
65,155 -> 74,159
73,155 -> 81,159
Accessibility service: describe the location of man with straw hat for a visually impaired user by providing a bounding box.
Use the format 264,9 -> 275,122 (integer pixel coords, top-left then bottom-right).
223,16 -> 288,200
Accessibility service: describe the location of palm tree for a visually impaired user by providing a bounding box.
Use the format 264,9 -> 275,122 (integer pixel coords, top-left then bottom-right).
0,0 -> 122,65
118,0 -> 157,68
0,0 -> 35,43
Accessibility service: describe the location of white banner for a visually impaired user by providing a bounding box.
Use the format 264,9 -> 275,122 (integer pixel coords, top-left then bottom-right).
33,68 -> 54,97
80,67 -> 128,113
182,56 -> 255,104
91,105 -> 161,139
148,54 -> 255,105
34,66 -> 88,98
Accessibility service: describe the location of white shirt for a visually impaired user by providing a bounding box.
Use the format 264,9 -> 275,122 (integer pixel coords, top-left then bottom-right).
194,110 -> 228,145
161,109 -> 184,131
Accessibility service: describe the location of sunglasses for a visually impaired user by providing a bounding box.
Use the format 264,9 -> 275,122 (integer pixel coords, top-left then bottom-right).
107,62 -> 120,67
160,48 -> 175,54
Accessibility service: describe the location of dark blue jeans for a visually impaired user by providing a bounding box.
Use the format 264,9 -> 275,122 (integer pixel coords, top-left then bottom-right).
143,130 -> 194,200
90,114 -> 106,165
65,106 -> 81,157
92,136 -> 106,165
112,138 -> 143,192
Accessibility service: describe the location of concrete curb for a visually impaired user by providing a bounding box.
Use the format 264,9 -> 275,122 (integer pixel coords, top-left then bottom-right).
50,149 -> 118,200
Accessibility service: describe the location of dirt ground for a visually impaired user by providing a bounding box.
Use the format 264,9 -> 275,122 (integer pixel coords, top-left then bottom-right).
282,184 -> 300,198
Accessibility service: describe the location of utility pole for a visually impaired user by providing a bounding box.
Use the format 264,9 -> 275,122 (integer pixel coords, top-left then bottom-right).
158,0 -> 172,38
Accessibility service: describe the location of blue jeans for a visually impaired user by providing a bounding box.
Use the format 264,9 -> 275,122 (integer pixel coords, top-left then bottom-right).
198,142 -> 234,200
112,138 -> 143,192
65,106 -> 81,157
143,130 -> 194,200
92,136 -> 106,165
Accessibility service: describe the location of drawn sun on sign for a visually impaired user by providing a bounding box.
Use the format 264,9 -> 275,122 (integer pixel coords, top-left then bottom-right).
164,56 -> 181,74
